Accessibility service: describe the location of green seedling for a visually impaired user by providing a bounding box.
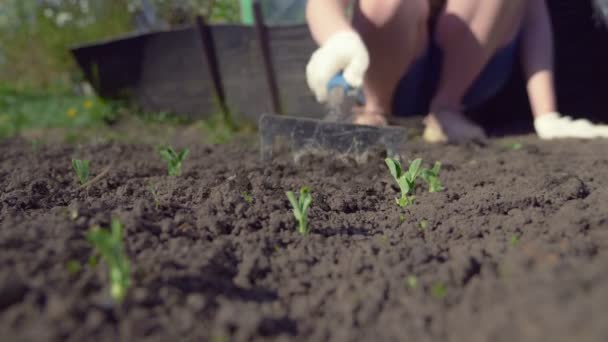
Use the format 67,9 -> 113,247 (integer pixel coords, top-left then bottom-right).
159,146 -> 189,176
385,157 -> 423,207
88,254 -> 99,268
407,276 -> 418,289
87,218 -> 131,303
421,161 -> 444,193
72,159 -> 90,185
419,219 -> 429,231
241,191 -> 253,203
286,187 -> 313,234
431,282 -> 447,299
399,214 -> 406,223
510,235 -> 520,246
66,260 -> 82,275
506,141 -> 524,151
149,183 -> 160,209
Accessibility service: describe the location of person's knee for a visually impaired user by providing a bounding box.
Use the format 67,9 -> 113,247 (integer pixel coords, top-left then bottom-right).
438,0 -> 526,48
358,0 -> 428,27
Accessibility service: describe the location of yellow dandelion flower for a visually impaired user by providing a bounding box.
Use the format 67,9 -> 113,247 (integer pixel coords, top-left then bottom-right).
67,108 -> 77,118
84,99 -> 94,109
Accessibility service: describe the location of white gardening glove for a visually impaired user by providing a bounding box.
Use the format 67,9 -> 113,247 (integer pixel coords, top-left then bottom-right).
306,31 -> 369,103
534,112 -> 608,139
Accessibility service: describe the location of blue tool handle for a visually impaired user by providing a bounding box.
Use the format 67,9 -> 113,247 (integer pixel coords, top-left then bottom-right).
327,73 -> 353,92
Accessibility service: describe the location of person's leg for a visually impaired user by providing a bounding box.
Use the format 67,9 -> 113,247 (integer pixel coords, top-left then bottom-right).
351,0 -> 430,125
424,0 -> 528,143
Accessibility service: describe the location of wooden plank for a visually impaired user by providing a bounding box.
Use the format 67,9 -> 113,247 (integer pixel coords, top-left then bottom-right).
212,24 -> 273,122
72,27 -> 217,119
268,25 -> 323,118
134,27 -> 216,118
71,33 -> 148,99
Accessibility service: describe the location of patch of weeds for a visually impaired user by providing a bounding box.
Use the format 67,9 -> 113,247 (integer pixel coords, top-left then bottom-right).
87,218 -> 131,303
431,282 -> 447,299
66,260 -> 82,275
385,157 -> 423,207
421,161 -> 444,193
286,187 -> 313,235
419,219 -> 429,231
241,191 -> 253,203
510,235 -> 520,246
149,183 -> 160,209
72,159 -> 90,185
159,146 -> 189,176
407,276 -> 418,289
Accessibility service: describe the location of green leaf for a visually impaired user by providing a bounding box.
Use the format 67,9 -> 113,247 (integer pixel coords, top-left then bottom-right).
286,191 -> 299,212
431,161 -> 442,175
406,158 -> 422,180
397,177 -> 411,196
510,235 -> 520,246
241,191 -> 253,203
419,219 -> 429,230
86,218 -> 131,303
300,188 -> 312,214
431,283 -> 447,299
66,260 -> 82,275
407,276 -> 418,289
178,149 -> 189,162
159,146 -> 189,176
159,147 -> 176,162
72,159 -> 90,185
385,158 -> 402,180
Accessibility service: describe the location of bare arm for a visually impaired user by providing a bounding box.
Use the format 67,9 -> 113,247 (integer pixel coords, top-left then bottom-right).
520,0 -> 558,118
306,0 -> 353,44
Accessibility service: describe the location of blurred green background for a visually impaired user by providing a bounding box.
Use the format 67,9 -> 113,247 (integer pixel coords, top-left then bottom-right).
0,0 -> 242,141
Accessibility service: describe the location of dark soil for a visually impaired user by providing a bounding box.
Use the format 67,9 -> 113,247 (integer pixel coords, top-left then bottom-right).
1,134 -> 607,342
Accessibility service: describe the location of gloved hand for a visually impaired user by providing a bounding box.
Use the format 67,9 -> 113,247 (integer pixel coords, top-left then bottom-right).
306,31 -> 369,103
534,112 -> 608,139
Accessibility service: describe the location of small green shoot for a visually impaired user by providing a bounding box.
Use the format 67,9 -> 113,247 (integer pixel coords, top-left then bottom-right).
419,219 -> 429,231
399,214 -> 406,223
421,161 -> 444,193
72,159 -> 90,185
431,283 -> 447,299
87,218 -> 131,303
286,187 -> 313,234
66,260 -> 82,275
149,183 -> 160,209
241,191 -> 253,203
407,276 -> 418,289
510,235 -> 520,246
506,141 -> 524,151
385,157 -> 423,207
159,146 -> 189,176
88,254 -> 99,268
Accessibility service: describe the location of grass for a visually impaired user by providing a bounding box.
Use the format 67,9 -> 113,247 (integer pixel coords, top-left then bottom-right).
0,83 -> 118,139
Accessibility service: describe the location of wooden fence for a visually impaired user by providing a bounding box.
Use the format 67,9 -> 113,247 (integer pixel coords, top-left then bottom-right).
71,0 -> 608,134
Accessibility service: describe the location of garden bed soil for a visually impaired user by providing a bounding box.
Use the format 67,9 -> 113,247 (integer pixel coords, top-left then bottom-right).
1,134 -> 607,341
